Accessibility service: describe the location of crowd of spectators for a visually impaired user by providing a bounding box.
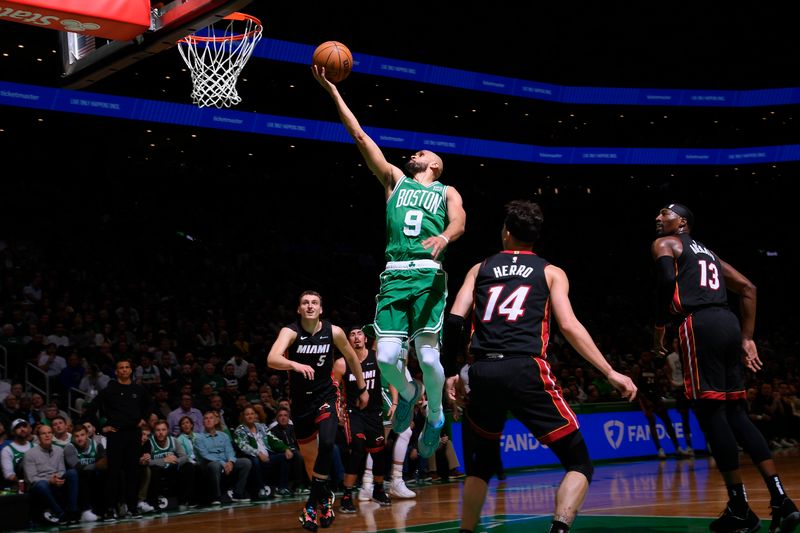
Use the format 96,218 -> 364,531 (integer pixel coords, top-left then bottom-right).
1,224 -> 798,526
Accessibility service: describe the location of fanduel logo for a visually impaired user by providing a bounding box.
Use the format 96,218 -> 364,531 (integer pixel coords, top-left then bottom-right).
603,420 -> 625,450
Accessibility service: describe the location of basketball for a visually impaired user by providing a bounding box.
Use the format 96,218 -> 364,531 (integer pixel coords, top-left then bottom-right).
312,41 -> 353,83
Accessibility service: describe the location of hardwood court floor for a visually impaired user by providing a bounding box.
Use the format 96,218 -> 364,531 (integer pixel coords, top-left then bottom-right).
42,448 -> 800,532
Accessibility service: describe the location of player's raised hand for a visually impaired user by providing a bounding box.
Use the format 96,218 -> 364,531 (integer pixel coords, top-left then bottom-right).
311,65 -> 336,94
608,370 -> 637,401
292,362 -> 315,380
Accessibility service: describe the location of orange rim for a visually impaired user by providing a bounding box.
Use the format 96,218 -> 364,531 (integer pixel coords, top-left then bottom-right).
178,12 -> 261,44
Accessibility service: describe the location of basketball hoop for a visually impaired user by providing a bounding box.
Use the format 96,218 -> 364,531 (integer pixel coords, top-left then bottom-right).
177,12 -> 262,108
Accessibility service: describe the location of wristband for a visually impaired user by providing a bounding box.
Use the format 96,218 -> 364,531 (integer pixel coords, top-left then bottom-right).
358,386 -> 368,395
438,234 -> 449,244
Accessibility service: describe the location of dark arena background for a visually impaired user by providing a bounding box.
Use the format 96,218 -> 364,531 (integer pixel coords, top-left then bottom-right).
1,2 -> 799,532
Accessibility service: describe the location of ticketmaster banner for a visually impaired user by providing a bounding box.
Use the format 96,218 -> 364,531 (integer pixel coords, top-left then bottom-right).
450,409 -> 706,470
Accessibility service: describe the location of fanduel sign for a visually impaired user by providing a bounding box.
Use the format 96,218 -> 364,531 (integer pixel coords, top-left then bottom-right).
451,409 -> 706,470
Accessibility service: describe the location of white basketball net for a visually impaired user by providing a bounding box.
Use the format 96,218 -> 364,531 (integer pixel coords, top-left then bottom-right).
177,14 -> 262,108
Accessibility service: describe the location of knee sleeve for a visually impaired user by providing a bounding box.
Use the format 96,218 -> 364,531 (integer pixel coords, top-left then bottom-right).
377,337 -> 405,367
414,334 -> 441,367
313,412 -> 339,477
548,431 -> 594,484
346,437 -> 366,476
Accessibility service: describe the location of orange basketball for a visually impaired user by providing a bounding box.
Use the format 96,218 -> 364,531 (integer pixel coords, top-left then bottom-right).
312,41 -> 353,83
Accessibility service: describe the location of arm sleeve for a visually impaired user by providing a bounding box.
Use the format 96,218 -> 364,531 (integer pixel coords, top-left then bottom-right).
442,313 -> 467,377
654,256 -> 677,327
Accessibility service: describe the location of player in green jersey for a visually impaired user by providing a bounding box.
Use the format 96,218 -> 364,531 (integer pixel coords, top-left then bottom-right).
313,66 -> 466,459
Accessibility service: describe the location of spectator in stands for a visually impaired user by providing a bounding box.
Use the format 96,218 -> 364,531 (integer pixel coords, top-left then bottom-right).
177,416 -> 198,464
146,419 -> 196,510
37,344 -> 67,393
24,424 -> 79,525
0,394 -> 23,429
135,353 -> 161,389
51,415 -> 72,448
234,405 -> 292,499
198,362 -> 225,393
778,382 -> 800,445
29,392 -> 46,424
22,273 -> 43,306
209,394 -> 235,433
226,351 -> 249,380
63,424 -> 104,522
267,406 -> 305,492
159,352 -> 181,396
78,364 -> 110,400
1,419 -> 33,487
59,351 -> 85,398
94,324 -> 114,348
82,421 -> 106,448
153,338 -> 175,366
47,323 -> 70,348
196,323 -> 216,355
752,383 -> 787,449
152,387 -> 172,420
167,393 -> 203,437
194,410 -> 251,504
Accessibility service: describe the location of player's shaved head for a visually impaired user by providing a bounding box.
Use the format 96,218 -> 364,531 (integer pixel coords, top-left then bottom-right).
429,152 -> 444,178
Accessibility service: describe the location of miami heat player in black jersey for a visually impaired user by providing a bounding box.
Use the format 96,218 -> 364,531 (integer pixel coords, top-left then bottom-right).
444,200 -> 636,533
670,233 -> 729,317
267,291 -> 368,531
333,327 -> 391,511
471,251 -> 551,358
653,204 -> 800,532
286,318 -> 337,413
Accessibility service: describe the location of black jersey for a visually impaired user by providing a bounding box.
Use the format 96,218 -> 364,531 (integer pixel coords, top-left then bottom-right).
286,319 -> 337,403
343,350 -> 382,413
470,251 -> 551,358
672,234 -> 729,317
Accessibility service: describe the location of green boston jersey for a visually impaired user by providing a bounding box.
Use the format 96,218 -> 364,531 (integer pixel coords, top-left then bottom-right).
385,176 -> 449,262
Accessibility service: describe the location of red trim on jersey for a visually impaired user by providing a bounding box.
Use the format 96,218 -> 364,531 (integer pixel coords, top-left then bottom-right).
314,412 -> 331,424
366,444 -> 386,454
466,413 -> 502,440
500,250 -> 536,255
539,297 -> 551,358
298,432 -> 318,445
533,357 -> 579,444
679,316 -> 701,400
726,391 -> 746,401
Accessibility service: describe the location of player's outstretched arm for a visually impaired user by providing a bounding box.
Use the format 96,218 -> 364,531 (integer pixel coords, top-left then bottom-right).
333,326 -> 369,409
311,65 -> 403,193
546,265 -> 637,401
267,327 -> 314,379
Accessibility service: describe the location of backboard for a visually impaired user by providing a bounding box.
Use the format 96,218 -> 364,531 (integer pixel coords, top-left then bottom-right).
58,0 -> 253,89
